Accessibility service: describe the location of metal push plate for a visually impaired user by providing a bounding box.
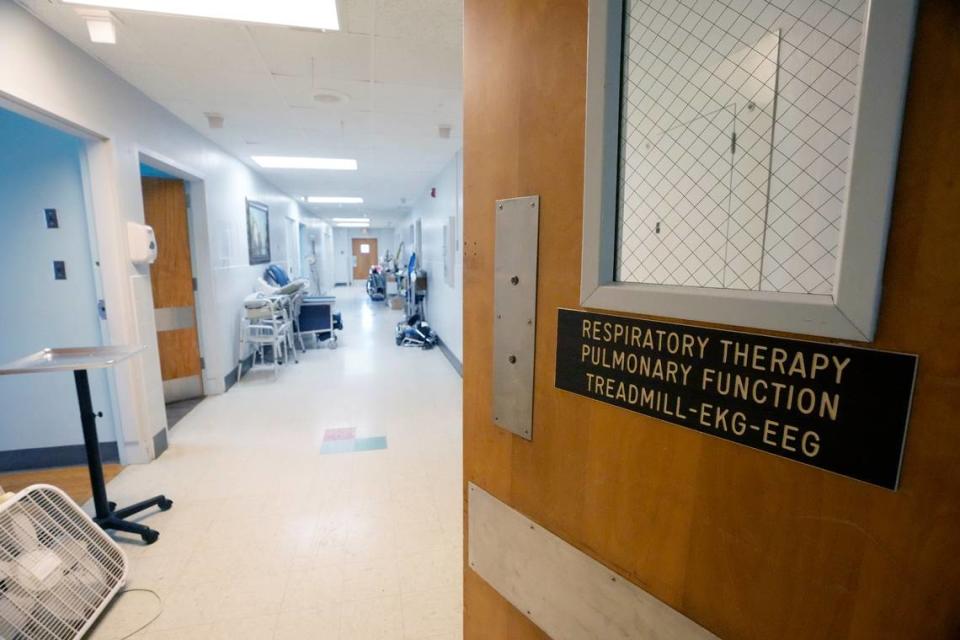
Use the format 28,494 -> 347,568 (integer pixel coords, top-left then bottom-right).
492,195 -> 540,439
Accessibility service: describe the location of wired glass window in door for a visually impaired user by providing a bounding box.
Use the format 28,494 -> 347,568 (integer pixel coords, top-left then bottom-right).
616,0 -> 866,295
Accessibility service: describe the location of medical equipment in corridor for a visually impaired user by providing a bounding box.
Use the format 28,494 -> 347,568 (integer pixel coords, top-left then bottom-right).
258,264 -> 308,352
0,484 -> 128,640
394,252 -> 437,349
237,293 -> 298,380
297,295 -> 342,349
0,346 -> 173,545
366,265 -> 386,301
395,313 -> 438,349
306,232 -> 324,295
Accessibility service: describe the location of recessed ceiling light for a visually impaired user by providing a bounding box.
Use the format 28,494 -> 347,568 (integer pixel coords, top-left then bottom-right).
63,0 -> 339,30
335,222 -> 370,228
307,197 -> 363,204
331,217 -> 370,223
252,156 -> 357,170
77,9 -> 117,44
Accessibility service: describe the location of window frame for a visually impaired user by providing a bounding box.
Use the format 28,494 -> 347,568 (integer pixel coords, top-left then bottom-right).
580,0 -> 919,341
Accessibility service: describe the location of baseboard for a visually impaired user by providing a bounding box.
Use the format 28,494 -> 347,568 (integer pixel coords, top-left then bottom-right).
224,353 -> 254,392
437,337 -> 463,377
0,442 -> 119,472
152,428 -> 169,457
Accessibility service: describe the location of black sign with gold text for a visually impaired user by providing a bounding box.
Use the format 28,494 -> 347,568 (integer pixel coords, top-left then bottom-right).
554,309 -> 918,489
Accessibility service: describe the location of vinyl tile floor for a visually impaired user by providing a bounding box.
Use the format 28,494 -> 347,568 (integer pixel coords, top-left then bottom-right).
87,285 -> 463,640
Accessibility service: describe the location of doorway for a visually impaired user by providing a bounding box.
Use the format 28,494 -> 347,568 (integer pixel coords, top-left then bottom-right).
352,237 -> 379,280
140,173 -> 203,408
0,104 -> 120,470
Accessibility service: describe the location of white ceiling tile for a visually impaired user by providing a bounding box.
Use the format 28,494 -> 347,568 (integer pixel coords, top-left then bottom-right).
374,37 -> 461,88
249,27 -> 374,80
123,16 -> 265,74
372,83 -> 461,117
372,0 -> 462,46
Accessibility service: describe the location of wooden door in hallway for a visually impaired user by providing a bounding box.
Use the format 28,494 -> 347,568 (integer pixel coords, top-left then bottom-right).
141,177 -> 203,403
352,237 -> 378,280
462,0 -> 960,639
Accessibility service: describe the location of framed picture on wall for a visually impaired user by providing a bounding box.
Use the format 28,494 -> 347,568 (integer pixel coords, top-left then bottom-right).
246,199 -> 270,265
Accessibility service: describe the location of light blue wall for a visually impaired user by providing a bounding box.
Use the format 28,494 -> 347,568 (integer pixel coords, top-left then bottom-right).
139,162 -> 178,180
0,107 -> 116,457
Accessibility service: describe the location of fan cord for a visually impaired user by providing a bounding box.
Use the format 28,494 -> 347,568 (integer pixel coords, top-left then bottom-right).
113,588 -> 163,639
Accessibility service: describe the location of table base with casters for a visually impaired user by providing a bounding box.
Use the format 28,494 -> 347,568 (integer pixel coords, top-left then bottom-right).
0,346 -> 173,544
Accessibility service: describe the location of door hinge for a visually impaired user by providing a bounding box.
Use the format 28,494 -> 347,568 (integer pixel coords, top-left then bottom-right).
199,356 -> 205,370
184,192 -> 191,210
97,299 -> 107,320
731,132 -> 737,154
192,277 -> 198,292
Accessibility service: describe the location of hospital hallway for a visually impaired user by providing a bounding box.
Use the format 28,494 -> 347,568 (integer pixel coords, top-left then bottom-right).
86,284 -> 463,639
3,0 -> 959,638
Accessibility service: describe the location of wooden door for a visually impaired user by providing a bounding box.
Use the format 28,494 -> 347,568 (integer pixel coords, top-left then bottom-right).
463,1 -> 960,639
352,237 -> 378,280
141,177 -> 202,403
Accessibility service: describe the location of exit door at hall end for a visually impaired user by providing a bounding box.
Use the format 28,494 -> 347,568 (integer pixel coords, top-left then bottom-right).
352,237 -> 378,280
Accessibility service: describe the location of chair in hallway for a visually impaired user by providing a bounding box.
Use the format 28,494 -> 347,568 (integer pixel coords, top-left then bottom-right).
259,264 -> 308,353
236,293 -> 296,381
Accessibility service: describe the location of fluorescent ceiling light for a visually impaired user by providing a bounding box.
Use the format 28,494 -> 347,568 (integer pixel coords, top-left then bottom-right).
335,222 -> 370,228
77,9 -> 116,43
63,0 -> 339,30
252,156 -> 357,170
331,217 -> 370,223
307,197 -> 364,204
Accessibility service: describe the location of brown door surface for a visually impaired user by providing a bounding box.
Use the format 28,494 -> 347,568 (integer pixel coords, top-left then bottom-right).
463,1 -> 960,639
141,177 -> 203,403
352,237 -> 378,280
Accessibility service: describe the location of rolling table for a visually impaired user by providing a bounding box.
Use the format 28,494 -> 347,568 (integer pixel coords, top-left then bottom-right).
0,346 -> 172,544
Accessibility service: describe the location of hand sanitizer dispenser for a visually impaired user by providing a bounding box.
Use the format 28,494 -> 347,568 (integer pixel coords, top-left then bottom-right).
127,222 -> 158,265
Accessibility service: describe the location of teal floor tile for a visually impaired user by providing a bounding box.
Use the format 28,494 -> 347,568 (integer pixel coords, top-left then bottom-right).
319,440 -> 355,455
319,436 -> 387,455
352,436 -> 388,452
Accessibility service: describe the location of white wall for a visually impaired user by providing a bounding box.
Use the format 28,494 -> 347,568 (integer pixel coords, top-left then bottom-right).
332,227 -> 397,283
0,107 -> 117,452
0,0 -> 312,462
401,151 -> 463,363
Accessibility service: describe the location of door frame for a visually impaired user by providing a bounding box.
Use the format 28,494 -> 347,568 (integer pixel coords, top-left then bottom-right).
137,150 -> 213,399
0,93 -> 132,457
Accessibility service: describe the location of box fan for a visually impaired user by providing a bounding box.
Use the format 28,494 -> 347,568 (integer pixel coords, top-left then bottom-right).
0,484 -> 127,640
